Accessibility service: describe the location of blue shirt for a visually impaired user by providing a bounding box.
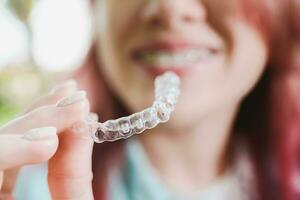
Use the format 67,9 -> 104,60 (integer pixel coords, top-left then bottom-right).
14,139 -> 249,200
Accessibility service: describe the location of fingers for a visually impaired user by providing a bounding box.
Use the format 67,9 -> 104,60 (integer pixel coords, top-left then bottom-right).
0,193 -> 14,200
48,121 -> 94,200
1,80 -> 81,193
0,172 -> 3,190
1,82 -> 89,198
24,80 -> 77,113
0,91 -> 90,134
1,168 -> 18,195
0,127 -> 58,198
0,127 -> 58,171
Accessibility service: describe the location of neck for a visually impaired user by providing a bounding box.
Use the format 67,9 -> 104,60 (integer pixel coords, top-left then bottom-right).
139,104 -> 238,194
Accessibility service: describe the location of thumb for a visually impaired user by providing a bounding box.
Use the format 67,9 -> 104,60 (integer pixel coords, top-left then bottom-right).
0,127 -> 58,171
48,121 -> 94,200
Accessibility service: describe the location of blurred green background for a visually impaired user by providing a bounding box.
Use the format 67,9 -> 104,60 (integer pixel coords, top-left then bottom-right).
1,0 -> 43,124
0,0 -> 92,124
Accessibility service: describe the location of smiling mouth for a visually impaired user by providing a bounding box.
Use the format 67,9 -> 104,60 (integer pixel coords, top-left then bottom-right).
131,41 -> 221,75
134,49 -> 216,67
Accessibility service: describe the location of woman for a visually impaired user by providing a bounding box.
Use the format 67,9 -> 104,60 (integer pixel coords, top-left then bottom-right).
0,0 -> 296,199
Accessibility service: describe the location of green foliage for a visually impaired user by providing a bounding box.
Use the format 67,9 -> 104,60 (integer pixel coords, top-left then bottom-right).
0,66 -> 53,125
0,101 -> 20,125
6,0 -> 37,22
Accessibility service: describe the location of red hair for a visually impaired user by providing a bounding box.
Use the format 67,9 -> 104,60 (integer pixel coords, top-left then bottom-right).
73,0 -> 297,199
269,0 -> 300,199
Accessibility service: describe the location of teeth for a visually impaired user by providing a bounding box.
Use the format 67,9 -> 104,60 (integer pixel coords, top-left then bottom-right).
141,49 -> 213,67
186,49 -> 211,62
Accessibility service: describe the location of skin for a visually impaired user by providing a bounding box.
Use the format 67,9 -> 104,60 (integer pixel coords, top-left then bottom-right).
95,0 -> 268,194
0,83 -> 94,199
0,0 -> 269,199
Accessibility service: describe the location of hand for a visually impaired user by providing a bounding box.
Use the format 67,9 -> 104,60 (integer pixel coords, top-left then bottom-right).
0,81 -> 95,200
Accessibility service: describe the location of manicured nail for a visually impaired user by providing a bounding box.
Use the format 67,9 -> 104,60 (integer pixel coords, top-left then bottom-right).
50,80 -> 77,94
23,127 -> 57,141
56,91 -> 87,107
87,112 -> 99,122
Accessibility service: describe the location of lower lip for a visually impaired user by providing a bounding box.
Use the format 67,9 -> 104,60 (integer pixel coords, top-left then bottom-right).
135,63 -> 195,77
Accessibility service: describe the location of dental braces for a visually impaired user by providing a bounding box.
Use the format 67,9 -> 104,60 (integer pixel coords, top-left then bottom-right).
87,71 -> 181,143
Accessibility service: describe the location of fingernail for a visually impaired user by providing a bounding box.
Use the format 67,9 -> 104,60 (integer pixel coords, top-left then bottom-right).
23,127 -> 57,141
87,112 -> 99,122
56,91 -> 87,107
50,80 -> 77,94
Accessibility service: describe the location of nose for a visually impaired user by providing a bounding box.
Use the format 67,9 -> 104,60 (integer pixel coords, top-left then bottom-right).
142,0 -> 206,29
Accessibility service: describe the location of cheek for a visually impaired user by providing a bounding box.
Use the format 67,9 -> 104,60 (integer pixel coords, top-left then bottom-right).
96,1 -> 134,83
96,4 -> 154,113
226,21 -> 268,100
105,0 -> 142,45
170,22 -> 268,127
98,0 -> 143,76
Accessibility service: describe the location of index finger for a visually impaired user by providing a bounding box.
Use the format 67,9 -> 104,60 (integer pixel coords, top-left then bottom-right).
0,91 -> 90,134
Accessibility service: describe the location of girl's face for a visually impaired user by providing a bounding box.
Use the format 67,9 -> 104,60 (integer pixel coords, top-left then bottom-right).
95,0 -> 268,128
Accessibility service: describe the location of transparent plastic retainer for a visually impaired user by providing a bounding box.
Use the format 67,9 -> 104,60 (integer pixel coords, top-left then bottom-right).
86,71 -> 181,143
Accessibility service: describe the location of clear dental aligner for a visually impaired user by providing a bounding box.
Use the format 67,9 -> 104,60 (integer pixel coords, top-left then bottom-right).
87,71 -> 180,143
